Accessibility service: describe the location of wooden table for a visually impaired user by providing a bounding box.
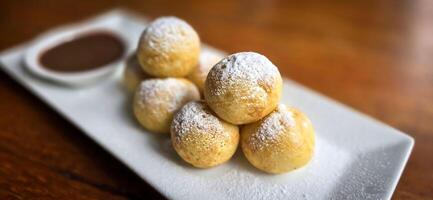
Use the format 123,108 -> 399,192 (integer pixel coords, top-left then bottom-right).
0,0 -> 432,199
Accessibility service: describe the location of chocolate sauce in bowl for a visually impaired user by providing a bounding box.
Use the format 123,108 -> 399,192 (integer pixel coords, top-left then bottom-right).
39,31 -> 126,72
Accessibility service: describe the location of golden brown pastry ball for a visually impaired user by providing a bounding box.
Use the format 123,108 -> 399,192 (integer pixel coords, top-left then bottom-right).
187,49 -> 224,93
133,78 -> 200,134
204,52 -> 282,125
122,53 -> 152,93
137,16 -> 200,77
171,101 -> 239,168
241,104 -> 315,174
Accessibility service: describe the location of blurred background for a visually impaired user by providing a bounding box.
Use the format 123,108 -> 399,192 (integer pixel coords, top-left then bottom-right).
0,0 -> 432,199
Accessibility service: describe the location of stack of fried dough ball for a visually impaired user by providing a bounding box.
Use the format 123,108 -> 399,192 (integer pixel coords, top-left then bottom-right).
124,16 -> 201,136
123,16 -> 315,173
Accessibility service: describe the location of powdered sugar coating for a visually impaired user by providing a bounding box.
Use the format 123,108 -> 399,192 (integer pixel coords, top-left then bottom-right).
135,78 -> 199,113
172,101 -> 226,143
206,52 -> 281,97
187,50 -> 225,92
133,78 -> 200,133
171,101 -> 239,168
140,16 -> 198,56
204,52 -> 283,124
195,51 -> 224,81
137,16 -> 200,77
249,104 -> 296,151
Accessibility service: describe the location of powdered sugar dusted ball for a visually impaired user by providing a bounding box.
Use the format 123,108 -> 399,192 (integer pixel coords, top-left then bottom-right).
137,16 -> 200,77
187,49 -> 225,93
171,101 -> 239,168
204,52 -> 282,125
241,104 -> 315,174
122,53 -> 152,93
133,78 -> 200,134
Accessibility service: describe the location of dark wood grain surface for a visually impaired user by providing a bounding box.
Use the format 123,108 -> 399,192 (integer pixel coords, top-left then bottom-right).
0,0 -> 432,199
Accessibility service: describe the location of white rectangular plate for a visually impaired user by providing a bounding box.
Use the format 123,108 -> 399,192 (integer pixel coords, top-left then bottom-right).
0,10 -> 414,200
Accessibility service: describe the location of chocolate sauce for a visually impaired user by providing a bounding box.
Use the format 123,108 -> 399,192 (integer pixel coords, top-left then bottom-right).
40,31 -> 125,72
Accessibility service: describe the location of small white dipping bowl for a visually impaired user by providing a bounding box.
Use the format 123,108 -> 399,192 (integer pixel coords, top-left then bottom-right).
24,15 -> 134,87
